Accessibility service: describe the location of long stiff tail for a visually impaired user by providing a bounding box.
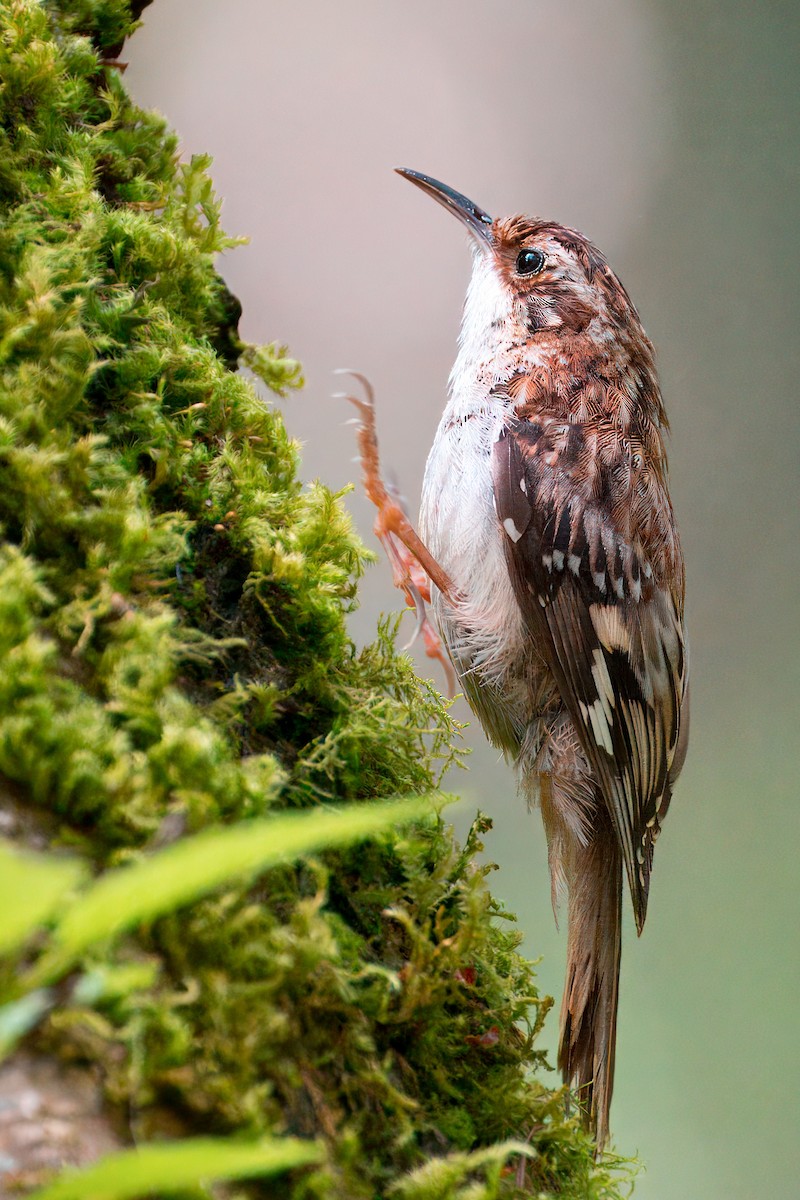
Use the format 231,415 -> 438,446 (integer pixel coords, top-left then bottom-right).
558,811 -> 622,1150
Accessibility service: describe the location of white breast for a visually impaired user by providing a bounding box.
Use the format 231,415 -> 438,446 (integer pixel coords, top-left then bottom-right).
417,246 -> 557,746
419,391 -> 527,699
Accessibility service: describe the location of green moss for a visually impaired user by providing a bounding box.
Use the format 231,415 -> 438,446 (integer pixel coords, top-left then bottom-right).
0,2 -> 637,1196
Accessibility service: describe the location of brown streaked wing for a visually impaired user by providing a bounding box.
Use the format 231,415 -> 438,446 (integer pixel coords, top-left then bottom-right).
491,415 -> 688,932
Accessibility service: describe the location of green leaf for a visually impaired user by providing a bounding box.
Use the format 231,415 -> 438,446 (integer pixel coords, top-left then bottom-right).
30,795 -> 442,986
25,1135 -> 323,1200
0,839 -> 85,956
0,989 -> 53,1059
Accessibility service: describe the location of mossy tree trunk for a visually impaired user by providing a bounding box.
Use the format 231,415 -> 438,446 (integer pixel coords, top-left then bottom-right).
0,3 -> 635,1197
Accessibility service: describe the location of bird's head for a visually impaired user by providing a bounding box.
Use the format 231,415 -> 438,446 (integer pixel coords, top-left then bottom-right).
395,168 -> 645,375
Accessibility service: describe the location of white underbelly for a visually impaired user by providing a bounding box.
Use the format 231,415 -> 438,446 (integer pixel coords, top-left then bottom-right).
419,413 -> 533,742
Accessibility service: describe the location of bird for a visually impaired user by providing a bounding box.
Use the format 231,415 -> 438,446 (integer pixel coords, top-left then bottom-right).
344,168 -> 689,1150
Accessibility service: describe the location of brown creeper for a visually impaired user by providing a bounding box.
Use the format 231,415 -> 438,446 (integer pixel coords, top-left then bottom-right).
347,169 -> 689,1149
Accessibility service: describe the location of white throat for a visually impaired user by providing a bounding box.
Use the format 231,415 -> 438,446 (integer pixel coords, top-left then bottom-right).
447,249 -> 513,412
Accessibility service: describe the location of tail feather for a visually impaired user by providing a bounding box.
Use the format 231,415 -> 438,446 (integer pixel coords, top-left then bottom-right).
558,812 -> 622,1150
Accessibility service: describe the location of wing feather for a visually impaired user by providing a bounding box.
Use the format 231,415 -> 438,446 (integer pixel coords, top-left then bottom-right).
492,412 -> 688,931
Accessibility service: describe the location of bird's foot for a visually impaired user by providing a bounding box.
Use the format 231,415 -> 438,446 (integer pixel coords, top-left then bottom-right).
336,370 -> 457,697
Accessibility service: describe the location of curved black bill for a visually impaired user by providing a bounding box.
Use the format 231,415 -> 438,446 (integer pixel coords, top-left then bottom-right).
395,168 -> 493,245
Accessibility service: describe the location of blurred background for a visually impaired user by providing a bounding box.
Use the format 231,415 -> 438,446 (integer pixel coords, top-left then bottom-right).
126,3 -> 799,1196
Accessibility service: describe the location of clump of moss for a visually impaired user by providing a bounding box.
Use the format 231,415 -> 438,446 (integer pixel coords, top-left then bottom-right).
0,2 -> 636,1197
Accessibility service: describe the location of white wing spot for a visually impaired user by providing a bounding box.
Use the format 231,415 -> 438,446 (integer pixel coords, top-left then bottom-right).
568,554 -> 581,574
502,517 -> 523,543
552,549 -> 565,571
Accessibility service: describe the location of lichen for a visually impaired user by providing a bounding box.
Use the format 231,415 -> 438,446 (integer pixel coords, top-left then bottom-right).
0,2 -> 636,1196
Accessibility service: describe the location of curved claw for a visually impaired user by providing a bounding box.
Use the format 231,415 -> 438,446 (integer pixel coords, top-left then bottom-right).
333,368 -> 375,408
400,578 -> 428,651
342,391 -> 371,411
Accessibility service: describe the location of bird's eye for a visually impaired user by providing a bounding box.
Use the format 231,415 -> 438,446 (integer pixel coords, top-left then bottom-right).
515,248 -> 545,276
